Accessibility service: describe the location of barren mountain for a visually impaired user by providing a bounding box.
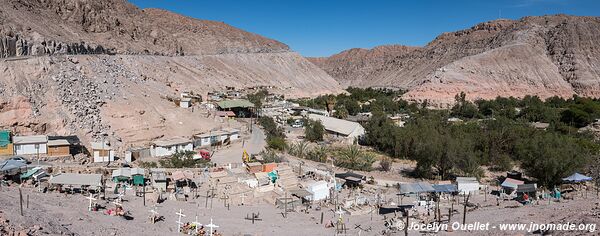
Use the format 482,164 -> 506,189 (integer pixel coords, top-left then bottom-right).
309,15 -> 600,106
0,0 -> 341,150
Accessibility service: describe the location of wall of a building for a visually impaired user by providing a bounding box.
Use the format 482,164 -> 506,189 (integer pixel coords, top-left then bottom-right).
47,145 -> 70,156
14,143 -> 47,155
0,144 -> 13,155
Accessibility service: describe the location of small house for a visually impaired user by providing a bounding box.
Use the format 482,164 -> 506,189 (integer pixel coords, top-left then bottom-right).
47,139 -> 71,157
151,137 -> 193,157
0,130 -> 13,156
13,135 -> 48,155
91,141 -> 115,163
456,177 -> 480,195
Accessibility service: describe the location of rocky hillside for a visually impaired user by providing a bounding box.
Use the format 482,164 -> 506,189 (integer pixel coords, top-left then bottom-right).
0,0 -> 289,56
309,15 -> 600,106
0,0 -> 341,149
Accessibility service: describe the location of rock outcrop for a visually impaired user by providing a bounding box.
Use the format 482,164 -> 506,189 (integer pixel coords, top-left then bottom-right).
0,0 -> 289,57
309,15 -> 600,106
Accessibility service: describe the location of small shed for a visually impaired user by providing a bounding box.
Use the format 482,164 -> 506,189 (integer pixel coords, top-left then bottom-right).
306,180 -> 330,201
47,139 -> 71,157
456,177 -> 480,195
180,98 -> 192,108
150,168 -> 167,191
13,135 -> 48,155
125,147 -> 151,163
91,141 -> 114,163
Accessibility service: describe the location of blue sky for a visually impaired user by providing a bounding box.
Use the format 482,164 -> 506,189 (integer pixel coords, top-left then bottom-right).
129,0 -> 599,57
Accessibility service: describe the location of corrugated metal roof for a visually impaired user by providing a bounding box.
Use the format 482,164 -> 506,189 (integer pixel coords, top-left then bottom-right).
399,182 -> 435,194
49,173 -> 102,187
308,114 -> 364,136
432,184 -> 458,193
91,141 -> 111,150
217,99 -> 255,109
47,139 -> 70,146
456,177 -> 479,184
152,137 -> 191,147
13,135 -> 47,144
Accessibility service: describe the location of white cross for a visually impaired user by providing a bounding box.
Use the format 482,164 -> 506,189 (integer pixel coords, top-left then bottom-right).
192,215 -> 203,234
176,209 -> 186,232
85,193 -> 97,211
206,218 -> 219,236
112,199 -> 122,207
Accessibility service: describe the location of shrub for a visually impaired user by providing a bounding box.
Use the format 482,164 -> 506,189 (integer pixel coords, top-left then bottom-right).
380,156 -> 392,172
267,137 -> 287,151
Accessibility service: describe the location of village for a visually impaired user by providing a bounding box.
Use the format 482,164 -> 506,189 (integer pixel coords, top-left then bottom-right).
1,86 -> 599,236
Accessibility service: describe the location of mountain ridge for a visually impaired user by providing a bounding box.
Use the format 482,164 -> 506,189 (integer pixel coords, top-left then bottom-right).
309,14 -> 600,106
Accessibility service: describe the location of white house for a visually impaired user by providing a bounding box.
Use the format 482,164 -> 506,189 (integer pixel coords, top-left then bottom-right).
13,135 -> 48,155
306,180 -> 330,201
91,141 -> 115,163
223,128 -> 240,141
151,137 -> 193,157
193,129 -> 239,147
456,177 -> 480,195
307,114 -> 366,143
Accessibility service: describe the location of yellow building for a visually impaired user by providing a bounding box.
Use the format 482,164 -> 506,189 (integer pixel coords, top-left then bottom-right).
0,143 -> 13,155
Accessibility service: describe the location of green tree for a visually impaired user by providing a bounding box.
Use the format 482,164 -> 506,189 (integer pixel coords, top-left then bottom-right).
516,133 -> 590,188
450,92 -> 479,119
304,119 -> 325,142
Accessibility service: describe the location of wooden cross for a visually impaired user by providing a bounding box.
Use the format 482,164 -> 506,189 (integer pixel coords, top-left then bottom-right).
86,193 -> 97,211
206,218 -> 219,236
176,209 -> 186,232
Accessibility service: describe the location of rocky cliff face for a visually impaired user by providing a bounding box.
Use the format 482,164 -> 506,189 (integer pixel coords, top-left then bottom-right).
310,15 -> 600,106
0,0 -> 341,148
0,0 -> 289,57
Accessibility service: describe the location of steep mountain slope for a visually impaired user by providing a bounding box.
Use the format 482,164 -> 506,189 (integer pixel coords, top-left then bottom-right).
0,0 -> 341,150
309,15 -> 600,105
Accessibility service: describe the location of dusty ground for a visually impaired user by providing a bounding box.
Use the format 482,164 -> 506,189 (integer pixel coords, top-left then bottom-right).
1,180 -> 600,236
